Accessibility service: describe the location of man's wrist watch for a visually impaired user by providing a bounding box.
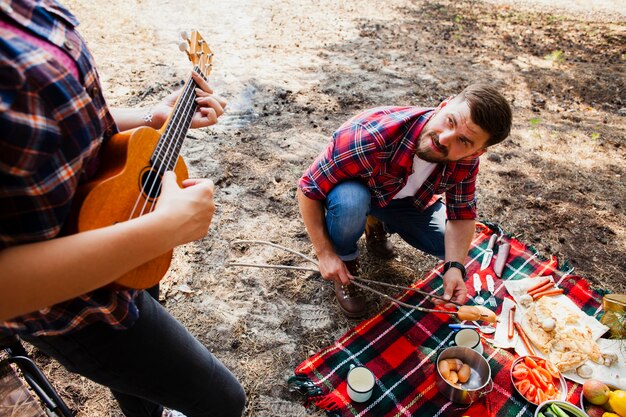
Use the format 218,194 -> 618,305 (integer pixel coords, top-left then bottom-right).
443,261 -> 466,280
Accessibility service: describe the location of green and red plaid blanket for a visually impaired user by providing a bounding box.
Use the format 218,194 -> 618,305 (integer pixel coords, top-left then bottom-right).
289,223 -> 608,417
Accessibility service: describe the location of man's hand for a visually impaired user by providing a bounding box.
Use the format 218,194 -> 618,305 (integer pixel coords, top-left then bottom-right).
153,72 -> 227,129
434,269 -> 468,308
318,251 -> 353,286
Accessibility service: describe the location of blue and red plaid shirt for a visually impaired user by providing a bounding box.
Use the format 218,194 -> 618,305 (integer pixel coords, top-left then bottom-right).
299,106 -> 480,220
0,0 -> 138,336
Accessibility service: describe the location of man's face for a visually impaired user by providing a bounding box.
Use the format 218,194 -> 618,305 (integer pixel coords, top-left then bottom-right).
417,98 -> 490,163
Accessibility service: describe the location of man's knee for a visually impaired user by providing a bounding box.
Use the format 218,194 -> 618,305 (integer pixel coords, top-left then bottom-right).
326,181 -> 371,216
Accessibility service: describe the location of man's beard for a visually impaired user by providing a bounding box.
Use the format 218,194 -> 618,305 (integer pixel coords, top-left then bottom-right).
416,131 -> 449,163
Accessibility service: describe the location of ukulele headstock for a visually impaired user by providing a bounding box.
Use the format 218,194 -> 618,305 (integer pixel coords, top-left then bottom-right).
179,30 -> 213,78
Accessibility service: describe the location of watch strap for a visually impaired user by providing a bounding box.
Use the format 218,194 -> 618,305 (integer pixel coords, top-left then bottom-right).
443,261 -> 466,279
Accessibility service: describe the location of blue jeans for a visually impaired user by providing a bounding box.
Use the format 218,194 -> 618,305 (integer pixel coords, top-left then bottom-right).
22,291 -> 245,417
325,181 -> 446,260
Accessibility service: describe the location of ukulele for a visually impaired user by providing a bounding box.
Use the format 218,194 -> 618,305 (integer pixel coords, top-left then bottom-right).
66,31 -> 214,289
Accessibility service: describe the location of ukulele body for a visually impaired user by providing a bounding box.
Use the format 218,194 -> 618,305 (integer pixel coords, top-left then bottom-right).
67,126 -> 189,289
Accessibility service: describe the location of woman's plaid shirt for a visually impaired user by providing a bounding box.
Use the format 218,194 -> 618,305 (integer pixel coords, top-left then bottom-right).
0,0 -> 138,336
299,106 -> 479,220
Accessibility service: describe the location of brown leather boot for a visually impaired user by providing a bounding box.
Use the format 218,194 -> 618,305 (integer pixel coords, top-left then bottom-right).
334,259 -> 367,318
365,216 -> 395,259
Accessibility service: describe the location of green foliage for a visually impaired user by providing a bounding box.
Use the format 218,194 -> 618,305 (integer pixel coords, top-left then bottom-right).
530,118 -> 541,127
545,50 -> 565,63
591,132 -> 600,141
453,14 -> 464,31
545,14 -> 565,24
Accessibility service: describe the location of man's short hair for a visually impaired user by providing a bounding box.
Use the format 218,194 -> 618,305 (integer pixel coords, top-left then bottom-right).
455,84 -> 512,147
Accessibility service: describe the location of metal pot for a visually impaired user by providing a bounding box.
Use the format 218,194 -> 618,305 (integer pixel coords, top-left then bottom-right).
435,346 -> 493,405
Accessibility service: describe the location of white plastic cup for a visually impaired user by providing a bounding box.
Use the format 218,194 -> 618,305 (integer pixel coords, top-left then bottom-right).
347,365 -> 375,403
454,328 -> 483,355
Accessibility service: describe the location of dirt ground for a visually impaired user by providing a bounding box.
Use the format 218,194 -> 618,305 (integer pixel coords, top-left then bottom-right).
26,0 -> 626,415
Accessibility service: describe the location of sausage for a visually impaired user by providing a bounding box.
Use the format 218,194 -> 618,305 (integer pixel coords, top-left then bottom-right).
493,242 -> 510,278
508,305 -> 516,339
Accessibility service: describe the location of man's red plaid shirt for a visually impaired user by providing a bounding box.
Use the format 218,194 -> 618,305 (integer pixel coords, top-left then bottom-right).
299,106 -> 480,220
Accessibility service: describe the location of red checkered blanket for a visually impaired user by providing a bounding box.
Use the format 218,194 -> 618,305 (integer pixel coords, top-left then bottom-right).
289,223 -> 608,416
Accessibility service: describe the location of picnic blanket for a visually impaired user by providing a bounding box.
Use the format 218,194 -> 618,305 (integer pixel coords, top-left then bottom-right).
288,223 -> 609,417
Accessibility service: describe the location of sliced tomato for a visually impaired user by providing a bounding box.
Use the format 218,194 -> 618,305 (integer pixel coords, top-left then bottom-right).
526,366 -> 539,386
512,368 -> 529,380
531,368 -> 548,390
524,356 -> 538,369
536,388 -> 547,404
536,367 -> 552,384
546,383 -> 556,399
514,362 -> 530,372
515,379 -> 531,396
527,384 -> 537,400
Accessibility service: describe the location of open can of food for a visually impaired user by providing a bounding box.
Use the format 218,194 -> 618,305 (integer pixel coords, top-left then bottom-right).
435,346 -> 493,405
601,294 -> 626,338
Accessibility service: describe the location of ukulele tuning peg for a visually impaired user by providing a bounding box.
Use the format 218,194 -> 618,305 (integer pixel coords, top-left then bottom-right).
180,31 -> 190,41
178,42 -> 189,53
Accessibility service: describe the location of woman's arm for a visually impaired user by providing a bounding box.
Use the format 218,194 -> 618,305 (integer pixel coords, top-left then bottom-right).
110,72 -> 227,131
0,172 -> 214,321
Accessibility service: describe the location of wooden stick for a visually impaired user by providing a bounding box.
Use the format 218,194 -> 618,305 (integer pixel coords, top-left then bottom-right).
354,276 -> 464,307
226,262 -> 318,272
230,240 -> 319,266
228,239 -> 491,320
351,281 -> 447,314
514,322 -> 536,355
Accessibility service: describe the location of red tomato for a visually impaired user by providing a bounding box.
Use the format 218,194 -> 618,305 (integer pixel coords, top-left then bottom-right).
512,368 -> 529,380
515,379 -> 531,396
514,362 -> 530,372
536,388 -> 547,404
524,356 -> 538,369
536,367 -> 553,384
532,369 -> 548,390
526,384 -> 537,400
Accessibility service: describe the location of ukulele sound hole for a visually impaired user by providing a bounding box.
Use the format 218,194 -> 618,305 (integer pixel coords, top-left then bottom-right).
140,168 -> 163,200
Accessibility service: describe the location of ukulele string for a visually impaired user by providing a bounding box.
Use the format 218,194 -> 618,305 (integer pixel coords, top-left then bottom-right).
126,68 -> 200,221
135,67 -> 204,218
146,68 -> 204,214
139,75 -> 196,216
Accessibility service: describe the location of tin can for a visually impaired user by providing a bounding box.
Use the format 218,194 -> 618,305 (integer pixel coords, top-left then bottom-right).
601,294 -> 626,339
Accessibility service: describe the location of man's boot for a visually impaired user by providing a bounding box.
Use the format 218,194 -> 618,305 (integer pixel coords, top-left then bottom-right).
334,259 -> 367,318
365,216 -> 395,259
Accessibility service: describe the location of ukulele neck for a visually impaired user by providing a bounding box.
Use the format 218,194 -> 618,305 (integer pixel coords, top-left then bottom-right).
150,66 -> 205,170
